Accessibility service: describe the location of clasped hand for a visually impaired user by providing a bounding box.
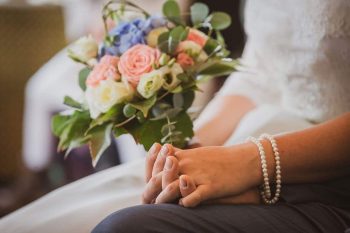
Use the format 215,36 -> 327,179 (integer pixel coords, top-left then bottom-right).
142,143 -> 261,207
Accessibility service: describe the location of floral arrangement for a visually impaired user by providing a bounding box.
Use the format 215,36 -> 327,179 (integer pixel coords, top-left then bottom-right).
52,0 -> 237,166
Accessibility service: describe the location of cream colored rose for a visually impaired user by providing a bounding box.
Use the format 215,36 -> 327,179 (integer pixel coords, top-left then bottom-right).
85,79 -> 133,119
68,35 -> 98,63
176,40 -> 202,56
163,63 -> 183,90
147,27 -> 169,48
137,67 -> 168,99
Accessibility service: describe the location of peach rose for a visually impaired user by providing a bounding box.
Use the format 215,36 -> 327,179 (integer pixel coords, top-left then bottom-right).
118,44 -> 161,87
86,55 -> 120,87
177,52 -> 194,68
187,29 -> 208,47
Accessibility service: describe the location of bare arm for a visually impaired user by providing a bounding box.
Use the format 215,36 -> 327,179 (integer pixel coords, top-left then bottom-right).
194,95 -> 255,146
259,112 -> 350,185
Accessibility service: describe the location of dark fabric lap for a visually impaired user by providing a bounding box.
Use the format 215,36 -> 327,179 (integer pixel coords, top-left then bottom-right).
92,176 -> 350,233
92,203 -> 349,233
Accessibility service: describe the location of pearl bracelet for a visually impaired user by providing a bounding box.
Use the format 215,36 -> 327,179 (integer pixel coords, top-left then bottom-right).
259,134 -> 282,204
247,136 -> 272,200
247,134 -> 282,204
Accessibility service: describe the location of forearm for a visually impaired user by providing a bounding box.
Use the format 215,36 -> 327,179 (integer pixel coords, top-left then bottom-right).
250,112 -> 350,186
194,95 -> 256,146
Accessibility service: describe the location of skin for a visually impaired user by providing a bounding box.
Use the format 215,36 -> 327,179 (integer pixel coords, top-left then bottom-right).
142,94 -> 350,207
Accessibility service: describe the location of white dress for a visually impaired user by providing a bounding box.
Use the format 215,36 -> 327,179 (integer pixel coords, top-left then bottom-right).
1,0 -> 350,232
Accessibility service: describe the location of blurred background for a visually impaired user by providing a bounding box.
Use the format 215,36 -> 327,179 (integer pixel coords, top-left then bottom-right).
0,0 -> 245,217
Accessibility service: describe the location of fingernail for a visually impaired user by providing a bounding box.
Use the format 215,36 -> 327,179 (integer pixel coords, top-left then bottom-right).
180,177 -> 188,189
149,143 -> 157,155
165,157 -> 173,170
160,145 -> 169,156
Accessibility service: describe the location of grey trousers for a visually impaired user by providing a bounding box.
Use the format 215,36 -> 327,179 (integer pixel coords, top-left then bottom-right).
92,176 -> 350,233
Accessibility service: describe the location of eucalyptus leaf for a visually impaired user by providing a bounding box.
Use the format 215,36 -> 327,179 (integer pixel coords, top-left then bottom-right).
168,26 -> 188,54
173,93 -> 184,109
158,31 -> 170,53
78,67 -> 91,91
209,12 -> 232,30
150,108 -> 183,121
190,2 -> 209,26
63,96 -> 82,109
89,123 -> 113,167
203,38 -> 222,55
162,0 -> 183,25
182,91 -> 195,110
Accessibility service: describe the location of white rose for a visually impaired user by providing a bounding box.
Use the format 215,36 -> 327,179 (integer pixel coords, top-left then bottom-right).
68,35 -> 98,63
137,67 -> 168,99
85,79 -> 133,119
163,63 -> 183,90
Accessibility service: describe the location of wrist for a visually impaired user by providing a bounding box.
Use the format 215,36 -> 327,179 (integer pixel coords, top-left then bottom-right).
244,139 -> 276,188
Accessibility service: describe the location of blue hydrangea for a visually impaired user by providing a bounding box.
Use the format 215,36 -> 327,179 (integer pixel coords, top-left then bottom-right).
99,15 -> 166,57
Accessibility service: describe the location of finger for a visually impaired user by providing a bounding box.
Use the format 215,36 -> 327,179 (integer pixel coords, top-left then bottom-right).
179,175 -> 196,197
179,185 -> 209,208
152,144 -> 174,177
204,189 -> 261,205
142,172 -> 163,204
145,143 -> 161,182
162,156 -> 179,189
155,179 -> 180,204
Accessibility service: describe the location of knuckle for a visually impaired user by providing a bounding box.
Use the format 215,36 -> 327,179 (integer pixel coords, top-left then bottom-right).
149,176 -> 158,186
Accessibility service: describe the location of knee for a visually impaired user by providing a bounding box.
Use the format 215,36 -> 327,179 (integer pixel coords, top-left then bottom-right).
91,204 -> 174,233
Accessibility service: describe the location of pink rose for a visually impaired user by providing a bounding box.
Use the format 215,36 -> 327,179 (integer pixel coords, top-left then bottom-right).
118,44 -> 161,87
86,55 -> 120,87
187,29 -> 208,47
177,52 -> 194,68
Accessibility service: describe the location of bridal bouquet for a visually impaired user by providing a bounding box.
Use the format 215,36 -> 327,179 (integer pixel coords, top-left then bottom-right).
52,0 -> 237,166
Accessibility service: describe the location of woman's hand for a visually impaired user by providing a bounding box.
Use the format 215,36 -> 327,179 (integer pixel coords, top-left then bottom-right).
170,144 -> 261,207
142,143 -> 262,207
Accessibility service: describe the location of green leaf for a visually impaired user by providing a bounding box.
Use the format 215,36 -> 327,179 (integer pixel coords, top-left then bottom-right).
163,0 -> 182,25
63,96 -> 82,109
127,111 -> 193,150
52,114 -> 71,137
209,12 -> 232,30
182,90 -> 195,110
88,104 -> 123,132
89,123 -> 113,167
54,110 -> 91,151
114,127 -> 128,138
129,95 -> 157,118
158,31 -> 170,53
203,38 -> 222,55
173,93 -> 184,109
123,104 -> 137,118
197,58 -> 238,76
190,2 -> 209,26
64,136 -> 90,158
152,108 -> 183,121
168,26 -> 188,54
78,67 -> 91,91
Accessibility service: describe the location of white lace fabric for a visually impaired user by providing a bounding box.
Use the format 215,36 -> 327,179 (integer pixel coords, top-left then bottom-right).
220,0 -> 350,123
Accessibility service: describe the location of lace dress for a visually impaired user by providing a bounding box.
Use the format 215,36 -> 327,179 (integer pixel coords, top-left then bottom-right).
220,0 -> 350,123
